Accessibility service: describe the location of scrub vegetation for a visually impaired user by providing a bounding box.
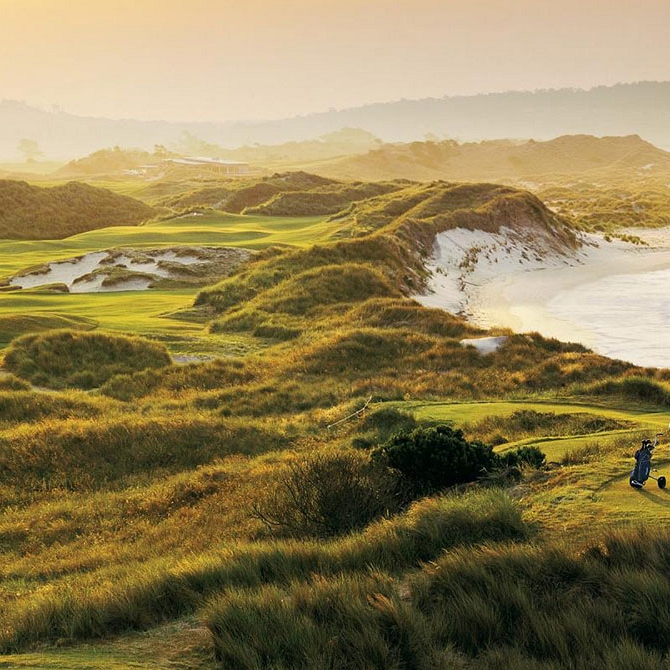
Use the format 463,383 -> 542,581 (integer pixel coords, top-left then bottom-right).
2,168 -> 670,668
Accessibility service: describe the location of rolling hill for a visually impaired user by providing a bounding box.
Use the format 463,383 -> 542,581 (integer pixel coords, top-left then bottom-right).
311,134 -> 670,183
4,171 -> 670,667
0,179 -> 156,239
3,81 -> 670,160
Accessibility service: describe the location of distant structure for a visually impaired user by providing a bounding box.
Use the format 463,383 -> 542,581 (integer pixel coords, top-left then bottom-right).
164,156 -> 250,175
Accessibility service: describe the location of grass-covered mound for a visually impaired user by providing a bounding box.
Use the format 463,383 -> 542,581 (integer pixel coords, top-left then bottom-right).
57,147 -> 174,176
539,183 -> 670,232
0,413 -> 287,491
163,171 -> 339,212
3,329 -> 172,389
0,179 -> 156,239
211,264 -> 401,339
243,182 -> 399,217
315,133 -> 670,184
204,528 -> 670,669
0,313 -> 98,346
160,171 -> 405,219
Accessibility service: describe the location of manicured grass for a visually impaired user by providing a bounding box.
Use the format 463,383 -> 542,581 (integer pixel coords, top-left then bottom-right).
395,398 -> 669,461
0,212 -> 336,278
0,212 -> 340,351
0,290 -> 201,339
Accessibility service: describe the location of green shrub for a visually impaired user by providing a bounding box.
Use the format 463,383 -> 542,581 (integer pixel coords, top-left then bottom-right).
497,445 -> 547,470
374,425 -> 497,493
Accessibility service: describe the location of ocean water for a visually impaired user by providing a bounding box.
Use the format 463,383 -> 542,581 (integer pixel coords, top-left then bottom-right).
547,267 -> 670,368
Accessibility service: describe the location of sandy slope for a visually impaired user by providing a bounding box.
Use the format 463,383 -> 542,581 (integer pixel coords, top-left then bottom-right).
415,227 -> 670,367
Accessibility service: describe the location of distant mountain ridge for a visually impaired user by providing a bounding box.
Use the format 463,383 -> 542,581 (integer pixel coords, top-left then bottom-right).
311,134 -> 670,182
2,81 -> 670,160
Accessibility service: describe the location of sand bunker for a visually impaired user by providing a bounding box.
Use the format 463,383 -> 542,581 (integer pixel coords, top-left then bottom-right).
9,247 -> 249,293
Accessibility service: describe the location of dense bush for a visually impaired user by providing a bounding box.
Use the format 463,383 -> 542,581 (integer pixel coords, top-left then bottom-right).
253,451 -> 406,538
497,445 -> 547,470
374,425 -> 497,493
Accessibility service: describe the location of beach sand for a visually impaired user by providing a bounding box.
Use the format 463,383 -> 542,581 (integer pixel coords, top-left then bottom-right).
415,227 -> 670,367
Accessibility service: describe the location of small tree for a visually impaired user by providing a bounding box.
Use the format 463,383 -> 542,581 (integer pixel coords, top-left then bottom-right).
253,451 -> 405,538
17,138 -> 43,163
373,425 -> 497,493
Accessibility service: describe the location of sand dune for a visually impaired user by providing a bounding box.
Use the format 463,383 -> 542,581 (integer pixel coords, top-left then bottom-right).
416,227 -> 670,367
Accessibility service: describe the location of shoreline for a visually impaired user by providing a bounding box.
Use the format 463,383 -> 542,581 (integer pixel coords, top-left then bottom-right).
477,241 -> 670,339
416,227 -> 670,367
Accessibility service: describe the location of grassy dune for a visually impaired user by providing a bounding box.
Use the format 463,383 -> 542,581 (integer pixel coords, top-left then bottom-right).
0,211 -> 345,354
0,180 -> 156,240
3,173 -> 670,667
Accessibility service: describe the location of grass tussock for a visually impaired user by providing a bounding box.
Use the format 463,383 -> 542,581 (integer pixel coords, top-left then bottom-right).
3,329 -> 172,389
0,390 -> 103,425
100,357 -> 258,401
465,409 -> 631,445
211,263 -> 400,338
203,528 -> 670,669
581,374 -> 670,407
411,529 -> 670,667
206,573 -> 438,670
0,414 -> 287,491
0,489 -> 528,652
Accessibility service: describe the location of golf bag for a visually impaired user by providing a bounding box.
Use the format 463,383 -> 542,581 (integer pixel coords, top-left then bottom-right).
630,437 -> 667,489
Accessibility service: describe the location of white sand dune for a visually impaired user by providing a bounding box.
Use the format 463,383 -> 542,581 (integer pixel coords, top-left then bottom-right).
416,227 -> 670,368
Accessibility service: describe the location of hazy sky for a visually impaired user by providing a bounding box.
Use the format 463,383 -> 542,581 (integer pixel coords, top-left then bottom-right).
1,0 -> 669,122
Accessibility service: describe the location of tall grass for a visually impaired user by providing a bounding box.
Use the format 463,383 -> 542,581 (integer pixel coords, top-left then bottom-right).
203,528 -> 670,669
0,414 -> 288,490
581,375 -> 670,407
410,528 -> 670,667
3,329 -> 172,389
0,390 -> 103,425
0,489 -> 528,651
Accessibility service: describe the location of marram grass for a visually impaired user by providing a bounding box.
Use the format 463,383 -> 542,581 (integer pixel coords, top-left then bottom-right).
0,489 -> 528,651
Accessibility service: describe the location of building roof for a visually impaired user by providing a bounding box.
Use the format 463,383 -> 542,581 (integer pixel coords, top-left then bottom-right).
167,157 -> 248,167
